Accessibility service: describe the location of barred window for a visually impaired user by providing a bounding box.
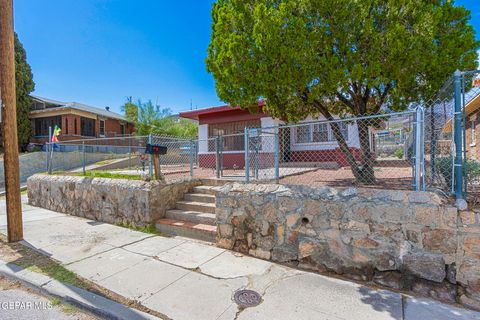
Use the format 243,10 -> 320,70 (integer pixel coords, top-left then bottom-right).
208,119 -> 260,151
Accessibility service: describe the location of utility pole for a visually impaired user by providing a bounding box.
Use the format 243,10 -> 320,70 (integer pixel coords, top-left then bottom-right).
0,0 -> 23,242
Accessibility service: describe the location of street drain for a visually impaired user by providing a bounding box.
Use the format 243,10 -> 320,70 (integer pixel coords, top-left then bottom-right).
233,289 -> 262,308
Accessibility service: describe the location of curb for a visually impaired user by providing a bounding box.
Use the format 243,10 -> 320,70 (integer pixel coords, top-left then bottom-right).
0,261 -> 158,320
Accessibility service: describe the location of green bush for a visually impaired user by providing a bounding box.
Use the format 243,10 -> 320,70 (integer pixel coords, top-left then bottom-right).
394,148 -> 404,159
435,156 -> 480,188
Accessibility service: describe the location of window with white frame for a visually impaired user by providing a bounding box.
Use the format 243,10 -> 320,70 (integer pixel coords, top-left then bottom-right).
296,122 -> 348,143
296,125 -> 311,143
99,119 -> 106,136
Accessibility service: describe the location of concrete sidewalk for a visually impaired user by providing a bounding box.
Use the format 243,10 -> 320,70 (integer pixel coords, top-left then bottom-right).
1,197 -> 479,320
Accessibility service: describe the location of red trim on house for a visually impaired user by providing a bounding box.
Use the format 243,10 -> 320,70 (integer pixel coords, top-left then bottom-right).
180,101 -> 266,123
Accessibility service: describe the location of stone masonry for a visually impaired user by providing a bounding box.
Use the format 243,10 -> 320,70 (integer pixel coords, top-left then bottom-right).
27,174 -> 201,227
215,182 -> 480,310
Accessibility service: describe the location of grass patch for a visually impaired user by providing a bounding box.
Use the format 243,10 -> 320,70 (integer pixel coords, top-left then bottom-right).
50,297 -> 62,306
50,297 -> 78,315
94,159 -> 116,165
23,262 -> 88,289
116,222 -> 170,237
54,170 -> 142,180
60,303 -> 78,315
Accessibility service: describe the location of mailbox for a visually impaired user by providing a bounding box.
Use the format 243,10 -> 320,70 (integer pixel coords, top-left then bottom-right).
145,144 -> 167,155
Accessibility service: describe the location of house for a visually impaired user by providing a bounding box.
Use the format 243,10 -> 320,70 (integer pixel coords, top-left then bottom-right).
29,95 -> 134,144
179,102 -> 364,168
443,91 -> 480,161
463,92 -> 480,161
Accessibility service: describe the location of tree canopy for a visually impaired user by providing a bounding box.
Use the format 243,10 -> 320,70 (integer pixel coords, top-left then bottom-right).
14,33 -> 35,150
206,0 -> 478,182
121,98 -> 197,138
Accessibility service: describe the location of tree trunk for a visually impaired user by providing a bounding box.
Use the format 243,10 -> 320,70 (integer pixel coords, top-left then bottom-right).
314,101 -> 376,184
356,118 -> 376,184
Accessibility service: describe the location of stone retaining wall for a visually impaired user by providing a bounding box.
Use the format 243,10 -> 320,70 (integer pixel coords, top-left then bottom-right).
215,183 -> 480,310
27,174 -> 201,226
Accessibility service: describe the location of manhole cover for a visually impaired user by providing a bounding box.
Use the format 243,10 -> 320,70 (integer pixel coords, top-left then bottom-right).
233,289 -> 262,308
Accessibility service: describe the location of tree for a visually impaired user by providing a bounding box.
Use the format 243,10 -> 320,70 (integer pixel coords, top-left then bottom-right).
206,0 -> 478,183
14,33 -> 35,150
121,96 -> 139,123
122,98 -> 197,138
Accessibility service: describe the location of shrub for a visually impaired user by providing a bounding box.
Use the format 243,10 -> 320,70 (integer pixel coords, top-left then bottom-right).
435,156 -> 480,188
394,148 -> 404,159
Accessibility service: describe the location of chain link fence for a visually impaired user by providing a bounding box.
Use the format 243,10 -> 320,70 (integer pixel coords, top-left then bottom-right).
41,70 -> 479,199
244,111 -> 419,190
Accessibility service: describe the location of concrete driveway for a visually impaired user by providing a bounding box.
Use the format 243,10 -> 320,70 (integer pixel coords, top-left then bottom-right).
0,196 -> 479,320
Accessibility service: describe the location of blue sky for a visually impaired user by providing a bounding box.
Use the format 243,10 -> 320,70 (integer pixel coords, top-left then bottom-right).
13,0 -> 480,115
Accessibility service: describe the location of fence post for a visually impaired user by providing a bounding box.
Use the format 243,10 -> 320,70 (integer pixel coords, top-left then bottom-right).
189,139 -> 194,178
128,137 -> 132,169
414,106 -> 424,191
274,130 -> 280,183
148,134 -> 153,179
82,141 -> 86,175
215,136 -> 220,179
453,70 -> 463,199
219,135 -> 224,178
245,128 -> 250,183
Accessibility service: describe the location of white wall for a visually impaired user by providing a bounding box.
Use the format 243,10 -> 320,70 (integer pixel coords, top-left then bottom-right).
260,117 -> 281,152
198,124 -> 209,153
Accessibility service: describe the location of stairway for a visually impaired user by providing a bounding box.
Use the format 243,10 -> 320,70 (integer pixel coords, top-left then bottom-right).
155,184 -> 219,242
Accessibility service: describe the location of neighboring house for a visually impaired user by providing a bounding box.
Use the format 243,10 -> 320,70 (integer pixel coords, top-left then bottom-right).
179,102 -> 365,168
443,92 -> 480,161
29,95 -> 134,144
464,93 -> 480,161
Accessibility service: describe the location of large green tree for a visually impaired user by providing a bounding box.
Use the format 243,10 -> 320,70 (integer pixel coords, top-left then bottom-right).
14,33 -> 35,150
206,0 -> 478,183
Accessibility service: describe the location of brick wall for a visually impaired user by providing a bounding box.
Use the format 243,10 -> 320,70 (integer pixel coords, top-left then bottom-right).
31,114 -> 134,144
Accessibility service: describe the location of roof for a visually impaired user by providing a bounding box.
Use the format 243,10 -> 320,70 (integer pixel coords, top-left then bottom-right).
180,101 -> 266,121
443,90 -> 480,133
30,95 -> 131,122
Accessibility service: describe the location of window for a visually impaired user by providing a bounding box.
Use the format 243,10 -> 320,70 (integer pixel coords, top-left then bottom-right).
65,118 -> 68,134
120,124 -> 125,135
34,116 -> 62,136
295,122 -> 349,144
80,117 -> 95,137
313,123 -> 329,142
296,125 -> 311,143
74,118 -> 77,134
99,120 -> 106,136
208,119 -> 260,151
336,122 -> 349,140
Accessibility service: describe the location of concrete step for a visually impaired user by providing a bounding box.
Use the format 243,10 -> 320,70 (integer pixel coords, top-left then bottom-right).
176,201 -> 215,214
192,186 -> 217,195
184,193 -> 216,204
155,219 -> 217,242
165,209 -> 216,225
